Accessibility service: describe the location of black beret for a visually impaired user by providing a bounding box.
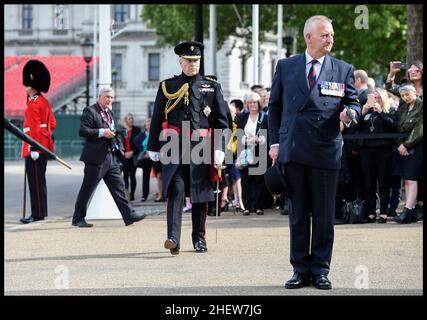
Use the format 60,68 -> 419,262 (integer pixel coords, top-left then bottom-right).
22,60 -> 51,93
174,41 -> 204,59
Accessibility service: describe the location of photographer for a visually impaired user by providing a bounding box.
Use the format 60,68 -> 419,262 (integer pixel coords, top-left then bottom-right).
357,88 -> 396,223
72,87 -> 146,227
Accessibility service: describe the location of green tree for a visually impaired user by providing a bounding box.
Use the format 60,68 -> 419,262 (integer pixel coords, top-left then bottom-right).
141,4 -> 407,80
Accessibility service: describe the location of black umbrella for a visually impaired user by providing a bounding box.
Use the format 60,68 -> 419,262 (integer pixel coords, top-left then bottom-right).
4,117 -> 72,169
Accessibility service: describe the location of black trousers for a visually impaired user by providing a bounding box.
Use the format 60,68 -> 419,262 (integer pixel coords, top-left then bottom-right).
359,146 -> 392,216
284,162 -> 339,276
140,158 -> 153,199
123,157 -> 137,197
73,153 -> 134,225
240,166 -> 266,211
166,164 -> 208,249
25,154 -> 48,218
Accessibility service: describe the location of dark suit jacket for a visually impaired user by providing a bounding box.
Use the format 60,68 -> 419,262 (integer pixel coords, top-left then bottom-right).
268,53 -> 361,170
79,103 -> 121,165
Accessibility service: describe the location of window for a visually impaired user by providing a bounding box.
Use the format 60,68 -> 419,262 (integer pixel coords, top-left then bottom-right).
148,53 -> 160,81
112,53 -> 122,83
22,5 -> 33,30
148,102 -> 155,117
113,5 -> 129,23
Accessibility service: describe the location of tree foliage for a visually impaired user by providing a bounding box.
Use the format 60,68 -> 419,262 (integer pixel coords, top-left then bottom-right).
141,4 -> 408,80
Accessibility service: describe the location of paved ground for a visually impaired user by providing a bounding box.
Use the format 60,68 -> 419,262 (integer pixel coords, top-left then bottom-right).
4,160 -> 423,296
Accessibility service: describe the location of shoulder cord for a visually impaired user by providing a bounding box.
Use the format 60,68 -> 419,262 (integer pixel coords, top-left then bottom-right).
161,81 -> 189,120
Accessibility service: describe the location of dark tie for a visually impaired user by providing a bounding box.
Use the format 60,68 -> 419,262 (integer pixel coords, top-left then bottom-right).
102,108 -> 112,126
308,59 -> 318,89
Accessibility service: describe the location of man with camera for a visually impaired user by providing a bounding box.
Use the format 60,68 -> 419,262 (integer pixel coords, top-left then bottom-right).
72,87 -> 146,227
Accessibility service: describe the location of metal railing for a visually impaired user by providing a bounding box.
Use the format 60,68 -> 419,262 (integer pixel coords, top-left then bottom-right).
4,136 -> 84,160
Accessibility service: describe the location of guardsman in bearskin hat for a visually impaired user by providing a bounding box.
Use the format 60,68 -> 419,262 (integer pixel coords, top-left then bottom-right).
147,41 -> 229,255
20,60 -> 57,224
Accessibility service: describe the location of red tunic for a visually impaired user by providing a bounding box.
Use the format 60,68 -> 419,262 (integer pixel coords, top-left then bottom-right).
21,93 -> 56,158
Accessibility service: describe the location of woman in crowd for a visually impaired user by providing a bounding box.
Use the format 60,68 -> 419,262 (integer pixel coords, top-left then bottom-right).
227,101 -> 245,212
386,61 -> 423,220
122,113 -> 141,201
134,118 -> 164,202
393,85 -> 423,223
236,92 -> 268,215
357,88 -> 396,223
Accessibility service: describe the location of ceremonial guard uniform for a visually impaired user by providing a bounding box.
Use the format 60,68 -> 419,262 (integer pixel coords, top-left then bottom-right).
20,60 -> 56,224
147,41 -> 229,255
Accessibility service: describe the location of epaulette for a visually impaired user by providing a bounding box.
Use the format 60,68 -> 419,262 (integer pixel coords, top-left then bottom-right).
203,75 -> 218,83
163,75 -> 179,83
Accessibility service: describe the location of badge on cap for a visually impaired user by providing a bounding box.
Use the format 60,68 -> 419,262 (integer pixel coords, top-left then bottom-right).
190,46 -> 194,52
320,81 -> 345,97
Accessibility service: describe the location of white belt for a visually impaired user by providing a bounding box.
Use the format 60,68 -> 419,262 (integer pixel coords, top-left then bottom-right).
23,124 -> 47,132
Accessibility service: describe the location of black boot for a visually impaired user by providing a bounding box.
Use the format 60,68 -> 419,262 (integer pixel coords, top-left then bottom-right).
414,205 -> 423,221
393,207 -> 415,224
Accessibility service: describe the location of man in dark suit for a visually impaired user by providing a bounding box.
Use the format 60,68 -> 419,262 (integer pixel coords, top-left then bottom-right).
72,87 -> 146,227
147,41 -> 229,255
268,15 -> 361,290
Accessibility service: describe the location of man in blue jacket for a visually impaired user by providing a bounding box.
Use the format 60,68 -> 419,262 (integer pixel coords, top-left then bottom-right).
268,15 -> 361,290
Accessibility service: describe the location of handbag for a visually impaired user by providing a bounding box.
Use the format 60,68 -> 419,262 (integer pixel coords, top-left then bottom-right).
235,147 -> 255,170
134,151 -> 147,168
348,199 -> 365,224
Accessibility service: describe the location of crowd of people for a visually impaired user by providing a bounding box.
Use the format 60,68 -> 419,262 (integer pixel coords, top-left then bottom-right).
120,60 -> 423,226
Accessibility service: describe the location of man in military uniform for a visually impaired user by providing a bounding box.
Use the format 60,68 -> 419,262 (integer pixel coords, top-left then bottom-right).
20,60 -> 57,224
147,41 -> 229,255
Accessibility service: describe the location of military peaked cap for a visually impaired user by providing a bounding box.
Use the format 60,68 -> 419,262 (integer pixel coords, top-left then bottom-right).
174,41 -> 204,60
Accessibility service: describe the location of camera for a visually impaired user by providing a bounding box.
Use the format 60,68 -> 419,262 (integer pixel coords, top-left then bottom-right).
393,62 -> 408,70
109,129 -> 125,163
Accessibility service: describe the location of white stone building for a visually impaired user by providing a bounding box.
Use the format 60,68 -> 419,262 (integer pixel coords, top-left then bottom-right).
4,4 -> 287,125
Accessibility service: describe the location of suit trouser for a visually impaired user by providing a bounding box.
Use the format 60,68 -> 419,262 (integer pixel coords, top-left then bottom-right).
25,154 -> 48,218
166,164 -> 208,249
284,162 -> 339,276
73,153 -> 134,224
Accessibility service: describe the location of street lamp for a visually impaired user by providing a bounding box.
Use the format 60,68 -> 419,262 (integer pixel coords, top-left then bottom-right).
283,36 -> 293,58
80,38 -> 94,107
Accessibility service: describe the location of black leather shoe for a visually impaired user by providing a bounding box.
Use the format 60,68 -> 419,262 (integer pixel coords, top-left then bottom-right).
284,272 -> 312,289
378,216 -> 387,223
125,212 -> 147,226
194,240 -> 208,253
256,209 -> 264,215
414,205 -> 423,221
243,210 -> 250,216
313,274 -> 332,290
72,219 -> 93,228
393,207 -> 415,224
20,216 -> 44,224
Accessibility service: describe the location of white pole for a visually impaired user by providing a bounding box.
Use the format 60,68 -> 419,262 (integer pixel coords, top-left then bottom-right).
277,4 -> 283,65
93,5 -> 98,103
252,4 -> 259,85
99,5 -> 112,90
209,4 -> 217,77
